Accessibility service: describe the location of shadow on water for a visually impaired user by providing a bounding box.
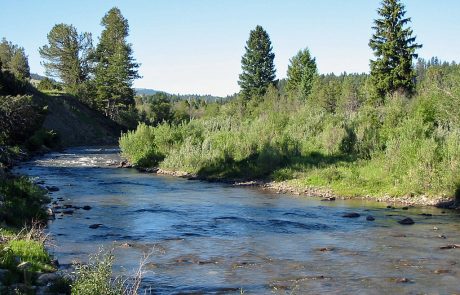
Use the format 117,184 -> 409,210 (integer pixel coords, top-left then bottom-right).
196,147 -> 356,181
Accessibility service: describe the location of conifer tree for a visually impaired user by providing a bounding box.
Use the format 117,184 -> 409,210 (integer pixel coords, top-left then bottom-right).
286,48 -> 317,100
238,25 -> 276,100
39,24 -> 92,93
0,38 -> 30,80
369,0 -> 422,98
94,7 -> 140,119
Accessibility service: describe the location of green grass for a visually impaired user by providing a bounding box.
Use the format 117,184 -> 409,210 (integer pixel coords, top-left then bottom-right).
5,239 -> 54,273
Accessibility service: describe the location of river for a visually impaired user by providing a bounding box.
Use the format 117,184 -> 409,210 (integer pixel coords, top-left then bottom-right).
13,147 -> 460,294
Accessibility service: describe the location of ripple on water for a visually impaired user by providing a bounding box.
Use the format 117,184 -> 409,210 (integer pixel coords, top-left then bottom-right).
13,147 -> 460,294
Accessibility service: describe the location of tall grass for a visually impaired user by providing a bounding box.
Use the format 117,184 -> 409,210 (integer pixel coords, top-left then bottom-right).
120,65 -> 460,198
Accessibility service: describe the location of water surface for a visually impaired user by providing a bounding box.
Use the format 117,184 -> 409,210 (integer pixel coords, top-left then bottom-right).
14,148 -> 460,294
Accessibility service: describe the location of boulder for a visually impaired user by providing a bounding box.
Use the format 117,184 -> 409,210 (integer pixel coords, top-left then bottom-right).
398,217 -> 415,225
46,186 -> 59,192
36,273 -> 60,286
89,224 -> 103,229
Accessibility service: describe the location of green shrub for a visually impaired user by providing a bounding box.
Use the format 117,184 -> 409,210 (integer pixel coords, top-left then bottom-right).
71,250 -> 123,295
119,123 -> 164,167
0,177 -> 49,227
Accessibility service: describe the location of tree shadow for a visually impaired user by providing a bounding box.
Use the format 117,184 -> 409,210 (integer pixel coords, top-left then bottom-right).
195,145 -> 356,182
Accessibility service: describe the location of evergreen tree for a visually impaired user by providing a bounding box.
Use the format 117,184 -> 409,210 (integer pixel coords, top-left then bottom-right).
369,0 -> 422,98
39,24 -> 93,93
286,48 -> 317,99
238,25 -> 276,100
9,48 -> 30,80
0,38 -> 30,80
94,7 -> 140,119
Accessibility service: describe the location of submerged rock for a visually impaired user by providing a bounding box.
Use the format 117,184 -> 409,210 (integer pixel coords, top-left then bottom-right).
366,215 -> 375,221
46,186 -> 59,192
398,217 -> 415,225
82,205 -> 92,210
395,277 -> 411,283
342,212 -> 360,218
89,224 -> 103,229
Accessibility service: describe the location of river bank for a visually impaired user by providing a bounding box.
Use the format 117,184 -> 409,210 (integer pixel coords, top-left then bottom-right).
138,166 -> 459,208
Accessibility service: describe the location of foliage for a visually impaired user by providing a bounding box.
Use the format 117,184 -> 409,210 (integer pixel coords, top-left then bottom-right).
238,25 -> 276,100
37,77 -> 63,92
119,123 -> 164,167
369,0 -> 422,98
286,48 -> 317,100
0,95 -> 44,145
0,177 -> 49,227
93,7 -> 140,121
0,38 -> 30,80
120,63 -> 460,199
25,128 -> 60,151
71,249 -> 123,295
39,24 -> 93,94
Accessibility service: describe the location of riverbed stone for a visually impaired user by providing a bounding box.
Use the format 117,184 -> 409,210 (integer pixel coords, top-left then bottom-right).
89,224 -> 103,229
342,212 -> 360,218
395,277 -> 410,283
366,215 -> 375,221
36,273 -> 60,286
46,186 -> 59,192
82,205 -> 92,210
398,217 -> 415,225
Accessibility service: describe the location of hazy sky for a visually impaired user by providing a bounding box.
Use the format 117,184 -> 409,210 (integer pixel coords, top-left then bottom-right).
1,1 -> 459,96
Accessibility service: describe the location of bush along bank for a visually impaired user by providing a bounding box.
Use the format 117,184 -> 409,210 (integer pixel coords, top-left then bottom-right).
0,176 -> 71,294
120,65 -> 460,207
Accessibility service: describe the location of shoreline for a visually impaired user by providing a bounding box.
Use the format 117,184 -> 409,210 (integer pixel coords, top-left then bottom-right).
136,166 -> 458,209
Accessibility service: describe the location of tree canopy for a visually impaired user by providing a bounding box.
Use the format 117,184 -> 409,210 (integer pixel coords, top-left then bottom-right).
369,0 -> 422,98
238,25 -> 276,100
286,48 -> 317,100
93,7 -> 140,119
39,24 -> 92,93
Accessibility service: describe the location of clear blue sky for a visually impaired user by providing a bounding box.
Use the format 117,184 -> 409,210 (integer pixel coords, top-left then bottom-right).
1,0 -> 459,96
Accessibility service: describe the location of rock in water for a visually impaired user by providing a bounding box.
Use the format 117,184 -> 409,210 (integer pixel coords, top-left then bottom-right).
342,212 -> 360,218
366,215 -> 375,221
398,217 -> 415,225
46,186 -> 60,192
89,224 -> 103,229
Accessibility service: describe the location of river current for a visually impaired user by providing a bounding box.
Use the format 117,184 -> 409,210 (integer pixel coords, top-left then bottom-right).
13,147 -> 460,294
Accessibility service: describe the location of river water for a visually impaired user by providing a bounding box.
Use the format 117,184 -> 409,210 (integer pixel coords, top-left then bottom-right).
13,147 -> 460,294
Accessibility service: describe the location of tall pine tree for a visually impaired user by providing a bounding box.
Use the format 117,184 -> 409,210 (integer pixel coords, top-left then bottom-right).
39,24 -> 92,93
369,0 -> 422,98
238,25 -> 276,100
94,7 -> 140,119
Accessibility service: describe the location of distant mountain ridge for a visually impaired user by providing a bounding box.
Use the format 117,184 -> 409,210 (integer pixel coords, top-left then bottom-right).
135,88 -> 226,102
